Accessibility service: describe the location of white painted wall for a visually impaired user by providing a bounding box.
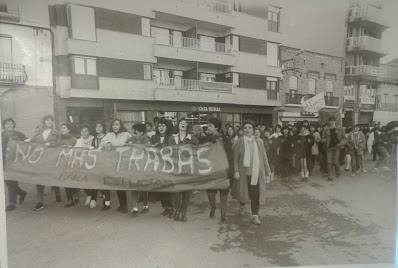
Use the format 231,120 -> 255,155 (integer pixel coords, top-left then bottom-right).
232,51 -> 282,77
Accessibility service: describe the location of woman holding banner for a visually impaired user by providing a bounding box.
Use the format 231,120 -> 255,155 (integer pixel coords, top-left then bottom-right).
169,118 -> 198,222
203,117 -> 233,223
25,115 -> 61,211
150,118 -> 175,218
2,118 -> 28,212
100,119 -> 132,213
231,121 -> 270,225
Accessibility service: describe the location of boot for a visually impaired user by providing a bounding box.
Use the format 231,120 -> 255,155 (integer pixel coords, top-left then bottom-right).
174,211 -> 180,221
209,208 -> 216,218
221,212 -> 227,223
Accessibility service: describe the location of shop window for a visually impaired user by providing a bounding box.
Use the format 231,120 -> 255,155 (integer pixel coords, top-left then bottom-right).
71,56 -> 98,89
226,113 -> 241,128
68,5 -> 96,41
118,111 -> 146,131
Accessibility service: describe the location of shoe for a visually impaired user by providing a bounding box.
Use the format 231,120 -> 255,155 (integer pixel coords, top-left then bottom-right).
116,206 -> 123,212
192,190 -> 198,195
304,177 -> 308,182
252,215 -> 261,225
174,211 -> 180,221
356,170 -> 360,175
34,202 -> 44,210
351,173 -> 356,177
373,168 -> 380,173
168,208 -> 175,218
336,173 -> 340,178
345,168 -> 350,171
102,205 -> 110,211
239,205 -> 245,216
161,209 -> 169,216
327,177 -> 334,181
301,178 -> 305,182
85,196 -> 91,206
362,169 -> 367,173
89,200 -> 96,209
141,207 -> 149,214
322,173 -> 328,177
382,167 -> 391,171
181,214 -> 187,222
56,195 -> 62,204
6,204 -> 16,212
64,202 -> 74,208
121,207 -> 128,214
98,193 -> 104,199
210,208 -> 216,218
131,209 -> 139,216
19,191 -> 27,205
221,212 -> 227,223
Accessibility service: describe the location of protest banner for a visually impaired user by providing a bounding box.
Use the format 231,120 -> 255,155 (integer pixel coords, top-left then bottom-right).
3,140 -> 230,192
301,91 -> 326,113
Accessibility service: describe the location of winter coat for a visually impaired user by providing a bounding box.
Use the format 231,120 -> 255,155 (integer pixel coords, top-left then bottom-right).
231,137 -> 270,205
150,133 -> 172,146
311,131 -> 321,155
278,134 -> 295,160
128,135 -> 150,145
30,128 -> 60,145
100,132 -> 132,147
296,134 -> 315,159
374,132 -> 391,150
75,136 -> 94,148
322,126 -> 346,149
168,133 -> 199,145
345,131 -> 366,155
92,134 -> 106,149
2,130 -> 27,164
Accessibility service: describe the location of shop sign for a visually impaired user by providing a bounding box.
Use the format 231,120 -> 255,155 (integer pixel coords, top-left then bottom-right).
191,106 -> 222,112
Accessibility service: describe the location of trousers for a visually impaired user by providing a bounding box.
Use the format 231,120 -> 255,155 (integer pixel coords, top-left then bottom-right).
206,188 -> 229,213
172,192 -> 190,215
326,147 -> 340,178
5,180 -> 24,204
131,191 -> 148,208
36,185 -> 60,203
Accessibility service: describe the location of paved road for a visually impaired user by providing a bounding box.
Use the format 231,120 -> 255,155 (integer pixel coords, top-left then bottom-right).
5,156 -> 397,268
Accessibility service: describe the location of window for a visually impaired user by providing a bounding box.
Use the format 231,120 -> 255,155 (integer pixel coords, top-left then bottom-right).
267,77 -> 278,100
69,5 -> 96,41
289,76 -> 298,91
268,6 -> 280,32
326,80 -> 333,93
119,111 -> 146,131
308,78 -> 316,95
71,56 -> 98,89
233,73 -> 239,87
0,36 -> 12,63
143,64 -> 152,80
383,94 -> 388,106
226,113 -> 241,128
344,84 -> 354,96
200,73 -> 216,82
233,1 -> 241,12
267,42 -> 278,67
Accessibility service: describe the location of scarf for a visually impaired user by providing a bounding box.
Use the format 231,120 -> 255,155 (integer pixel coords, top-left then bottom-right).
243,135 -> 260,185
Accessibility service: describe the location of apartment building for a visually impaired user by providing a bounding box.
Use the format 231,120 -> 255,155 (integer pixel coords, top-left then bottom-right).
278,46 -> 344,124
0,0 -> 54,136
343,0 -> 390,126
373,59 -> 398,126
49,0 -> 283,131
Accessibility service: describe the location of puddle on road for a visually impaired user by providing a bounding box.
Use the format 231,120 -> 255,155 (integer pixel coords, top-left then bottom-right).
207,188 -> 385,266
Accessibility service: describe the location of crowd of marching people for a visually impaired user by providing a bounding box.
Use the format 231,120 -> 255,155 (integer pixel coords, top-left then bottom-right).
2,114 -> 397,225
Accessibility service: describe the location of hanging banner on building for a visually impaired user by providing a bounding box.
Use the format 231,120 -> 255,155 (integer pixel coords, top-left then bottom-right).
4,140 -> 230,192
301,91 -> 326,113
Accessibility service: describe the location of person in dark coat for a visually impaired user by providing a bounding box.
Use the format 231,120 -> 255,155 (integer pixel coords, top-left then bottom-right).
149,118 -> 174,218
2,118 -> 27,212
264,128 -> 277,182
202,117 -> 233,223
296,126 -> 314,182
278,126 -> 295,182
168,118 -> 198,222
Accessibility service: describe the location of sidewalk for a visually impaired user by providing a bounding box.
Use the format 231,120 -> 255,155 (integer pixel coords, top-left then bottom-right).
5,156 -> 397,268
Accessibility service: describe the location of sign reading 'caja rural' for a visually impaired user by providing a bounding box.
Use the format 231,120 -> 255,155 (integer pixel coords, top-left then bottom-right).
4,140 -> 229,192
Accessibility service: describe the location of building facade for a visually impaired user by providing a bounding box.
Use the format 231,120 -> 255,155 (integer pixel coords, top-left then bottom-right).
50,0 -> 285,132
343,0 -> 390,127
278,46 -> 344,125
373,60 -> 398,126
0,0 -> 54,136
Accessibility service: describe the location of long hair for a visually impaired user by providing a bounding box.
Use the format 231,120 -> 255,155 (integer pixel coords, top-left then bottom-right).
155,118 -> 173,135
225,125 -> 236,138
109,119 -> 127,134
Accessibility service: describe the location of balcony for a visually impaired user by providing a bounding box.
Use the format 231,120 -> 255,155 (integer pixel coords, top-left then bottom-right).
360,96 -> 375,110
155,77 -> 232,92
153,34 -> 234,66
178,0 -> 233,15
346,36 -> 388,56
285,93 -> 339,107
345,65 -> 380,81
348,5 -> 390,29
0,63 -> 27,84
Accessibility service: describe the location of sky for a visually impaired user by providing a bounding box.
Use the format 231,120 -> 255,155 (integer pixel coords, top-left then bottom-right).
381,0 -> 398,64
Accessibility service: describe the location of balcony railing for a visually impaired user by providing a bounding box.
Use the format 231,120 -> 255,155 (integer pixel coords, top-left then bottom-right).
348,4 -> 389,27
360,96 -> 375,105
154,34 -> 232,54
178,0 -> 233,14
155,77 -> 233,92
285,93 -> 339,106
347,36 -> 385,54
0,63 -> 27,84
345,65 -> 381,77
267,90 -> 278,100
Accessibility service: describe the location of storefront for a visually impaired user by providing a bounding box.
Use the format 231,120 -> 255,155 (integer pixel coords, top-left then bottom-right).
115,100 -> 276,130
